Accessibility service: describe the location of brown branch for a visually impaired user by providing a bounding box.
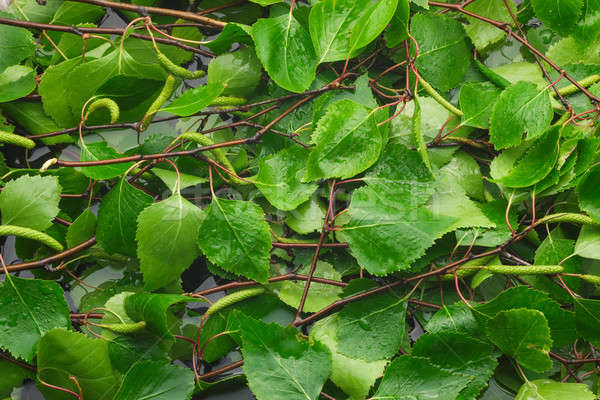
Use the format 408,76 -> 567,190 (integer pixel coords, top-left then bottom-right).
56,90 -> 325,168
272,242 -> 348,249
0,17 -> 215,57
190,273 -> 348,297
70,313 -> 104,320
66,0 -> 226,28
0,237 -> 96,274
198,360 -> 243,379
293,180 -> 336,324
26,86 -> 348,140
0,352 -> 36,372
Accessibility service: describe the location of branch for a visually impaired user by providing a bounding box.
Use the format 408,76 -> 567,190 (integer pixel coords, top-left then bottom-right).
66,0 -> 226,28
0,237 -> 97,274
190,273 -> 348,297
0,17 -> 215,57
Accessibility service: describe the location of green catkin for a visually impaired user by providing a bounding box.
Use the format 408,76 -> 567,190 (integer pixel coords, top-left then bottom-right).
205,287 -> 266,316
179,132 -> 248,185
157,52 -> 205,79
486,265 -> 564,275
474,60 -> 511,89
209,96 -> 247,107
211,107 -> 254,118
580,274 -> 600,285
140,75 -> 176,131
0,131 -> 35,150
96,321 -> 147,334
441,266 -> 481,281
84,98 -> 120,123
0,225 -> 63,251
442,264 -> 564,279
555,74 -> 600,97
536,213 -> 598,226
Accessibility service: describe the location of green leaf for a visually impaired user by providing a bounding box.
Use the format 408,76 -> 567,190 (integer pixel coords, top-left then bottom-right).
37,328 -> 121,400
459,82 -> 501,129
0,65 -> 35,102
0,277 -> 70,362
464,0 -> 516,50
252,13 -> 318,92
113,361 -> 195,400
577,164 -> 600,222
410,13 -> 471,92
7,0 -> 62,23
308,0 -> 369,63
0,102 -> 72,145
575,224 -> 600,259
204,22 -> 253,55
0,358 -> 32,398
338,144 -> 456,275
95,75 -> 165,123
97,177 -> 153,257
285,195 -> 325,234
489,126 -> 559,188
425,303 -> 481,337
80,141 -> 134,180
0,22 -> 35,74
39,57 -> 81,127
162,82 -> 225,117
336,289 -> 407,361
491,62 -> 547,89
413,331 -> 499,399
528,237 -> 581,304
198,198 -> 271,283
347,0 -> 398,55
431,161 -> 493,231
237,312 -> 331,400
439,151 -> 485,201
66,208 -> 96,248
574,298 -> 600,348
372,355 -> 474,400
310,315 -> 387,400
339,183 -> 455,275
136,194 -> 203,290
485,308 -> 553,372
412,95 -> 431,172
273,261 -> 342,313
574,0 -> 600,43
515,379 -> 595,400
489,81 -> 553,149
531,0 -> 584,35
66,48 -> 165,122
123,292 -> 197,340
207,47 -> 262,97
385,0 -> 410,47
107,333 -> 170,374
255,146 -> 318,211
309,0 -> 397,62
0,175 -> 61,231
151,168 -> 207,190
50,2 -> 105,25
304,99 -> 383,181
474,286 -> 577,347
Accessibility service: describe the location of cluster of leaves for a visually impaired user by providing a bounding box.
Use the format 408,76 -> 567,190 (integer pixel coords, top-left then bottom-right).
1,0 -> 600,399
